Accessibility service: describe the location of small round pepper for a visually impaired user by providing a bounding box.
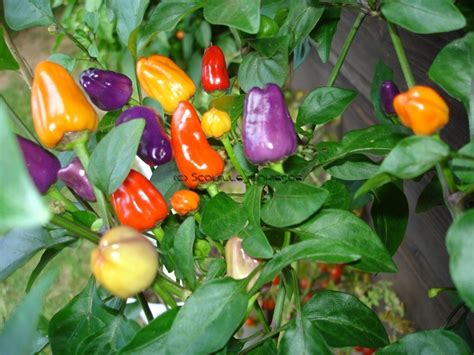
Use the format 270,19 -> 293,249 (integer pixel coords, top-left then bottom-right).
201,45 -> 230,93
31,61 -> 98,149
170,189 -> 200,216
393,86 -> 449,135
90,226 -> 158,299
201,108 -> 231,139
225,236 -> 260,280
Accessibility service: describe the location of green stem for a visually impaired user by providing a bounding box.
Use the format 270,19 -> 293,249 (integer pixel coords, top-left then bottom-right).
206,183 -> 220,197
290,268 -> 302,316
240,323 -> 291,354
221,136 -> 249,184
271,281 -> 286,331
152,226 -> 165,242
73,142 -> 111,228
193,211 -> 202,223
152,281 -> 178,309
254,302 -> 272,333
283,231 -> 291,248
436,164 -> 460,218
155,273 -> 190,300
50,214 -> 100,244
387,22 -> 416,88
450,152 -> 474,162
269,162 -> 284,174
325,12 -> 366,87
47,186 -> 79,212
137,292 -> 154,323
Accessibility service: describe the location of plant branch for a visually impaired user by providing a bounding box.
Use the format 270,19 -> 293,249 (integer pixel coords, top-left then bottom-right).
239,322 -> 291,354
137,292 -> 154,323
222,136 -> 249,184
50,214 -> 100,244
387,22 -> 415,88
0,95 -> 38,143
254,302 -> 272,333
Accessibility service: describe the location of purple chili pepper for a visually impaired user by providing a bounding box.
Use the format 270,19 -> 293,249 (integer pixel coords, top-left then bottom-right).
380,80 -> 400,116
17,136 -> 60,194
116,106 -> 172,166
58,158 -> 96,201
80,68 -> 133,111
242,83 -> 297,165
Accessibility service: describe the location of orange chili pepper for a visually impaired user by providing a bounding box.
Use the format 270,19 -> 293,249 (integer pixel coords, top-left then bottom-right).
393,86 -> 449,135
170,189 -> 200,216
171,101 -> 225,189
136,55 -> 196,114
31,61 -> 98,149
112,170 -> 168,232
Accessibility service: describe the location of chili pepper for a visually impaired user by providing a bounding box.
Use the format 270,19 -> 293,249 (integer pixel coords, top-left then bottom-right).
171,101 -> 225,189
31,61 -> 98,149
170,189 -> 200,216
136,55 -> 196,114
58,157 -> 95,201
393,86 -> 449,135
91,226 -> 158,299
257,15 -> 279,38
116,106 -> 172,167
16,135 -> 60,194
380,80 -> 400,115
201,108 -> 231,139
112,170 -> 168,232
201,45 -> 230,93
243,83 -> 297,165
80,68 -> 133,111
225,236 -> 260,280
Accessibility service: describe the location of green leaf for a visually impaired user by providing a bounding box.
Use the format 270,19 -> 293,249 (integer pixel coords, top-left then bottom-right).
119,308 -> 179,354
196,21 -> 212,48
356,136 -> 450,197
381,0 -> 466,34
446,209 -> 474,311
261,181 -> 329,227
49,280 -> 116,354
204,259 -> 226,282
252,238 -> 360,291
243,184 -> 263,226
88,119 -> 145,195
452,141 -> 474,185
302,291 -> 389,348
310,8 -> 341,63
150,160 -> 186,206
143,0 -> 204,37
0,106 -> 50,231
48,53 -> 76,72
203,0 -> 261,34
96,110 -> 121,142
234,143 -> 258,176
377,329 -> 470,354
164,278 -> 249,354
297,87 -> 357,126
370,60 -> 394,123
248,35 -> 290,58
210,95 -> 245,128
106,0 -> 150,45
0,228 -> 72,282
0,27 -> 19,70
371,183 -> 408,255
292,209 -> 396,273
3,0 -> 54,30
174,217 -> 197,290
326,155 -> 379,181
0,272 -> 56,355
237,50 -> 288,92
415,175 -> 444,213
279,315 -> 331,355
322,180 -> 350,210
200,192 -> 248,240
239,223 -> 273,259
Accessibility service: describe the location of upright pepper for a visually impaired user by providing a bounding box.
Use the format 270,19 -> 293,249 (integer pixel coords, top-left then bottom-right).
112,170 -> 168,231
170,189 -> 200,216
380,80 -> 400,116
225,236 -> 260,280
201,108 -> 231,139
31,61 -> 98,149
171,101 -> 225,188
136,55 -> 196,114
116,106 -> 172,166
242,83 -> 297,165
80,68 -> 133,111
201,45 -> 230,93
393,86 -> 449,135
58,158 -> 95,201
17,136 -> 60,194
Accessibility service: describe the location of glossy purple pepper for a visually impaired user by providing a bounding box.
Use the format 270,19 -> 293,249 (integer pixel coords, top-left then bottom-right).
116,106 -> 172,166
242,83 -> 298,165
58,158 -> 96,201
380,80 -> 400,116
80,68 -> 133,111
17,136 -> 60,194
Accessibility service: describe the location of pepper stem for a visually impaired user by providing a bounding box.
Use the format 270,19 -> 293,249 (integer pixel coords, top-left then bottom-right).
73,142 -> 111,228
221,136 -> 249,184
387,22 -> 416,88
152,226 -> 165,242
269,162 -> 285,174
46,186 -> 79,213
206,183 -> 220,197
137,292 -> 154,323
50,214 -> 100,244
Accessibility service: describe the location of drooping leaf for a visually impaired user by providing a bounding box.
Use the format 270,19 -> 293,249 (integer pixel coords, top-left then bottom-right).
3,0 -> 54,30
239,223 -> 273,259
106,0 -> 150,45
452,141 -> 474,185
150,160 -> 186,206
310,7 -> 341,63
173,217 -> 197,290
203,0 -> 261,34
326,155 -> 379,181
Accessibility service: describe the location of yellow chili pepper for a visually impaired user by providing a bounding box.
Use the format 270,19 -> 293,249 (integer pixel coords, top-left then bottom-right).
393,86 -> 449,136
201,108 -> 231,139
31,61 -> 98,149
136,55 -> 196,114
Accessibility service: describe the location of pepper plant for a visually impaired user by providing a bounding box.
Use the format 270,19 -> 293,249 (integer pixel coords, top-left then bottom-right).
1,0 -> 474,354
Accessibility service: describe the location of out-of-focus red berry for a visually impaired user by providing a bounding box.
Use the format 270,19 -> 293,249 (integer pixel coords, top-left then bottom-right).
245,316 -> 256,327
321,279 -> 329,289
176,30 -> 185,40
303,293 -> 314,303
262,299 -> 276,310
330,265 -> 344,284
319,263 -> 329,273
299,278 -> 309,289
272,275 -> 280,286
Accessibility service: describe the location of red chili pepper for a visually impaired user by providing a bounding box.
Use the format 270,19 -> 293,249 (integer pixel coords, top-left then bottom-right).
201,45 -> 230,92
272,275 -> 280,286
112,170 -> 168,231
171,101 -> 225,188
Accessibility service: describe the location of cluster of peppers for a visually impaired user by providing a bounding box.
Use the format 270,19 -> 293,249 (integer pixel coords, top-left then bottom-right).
18,40 -> 450,299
